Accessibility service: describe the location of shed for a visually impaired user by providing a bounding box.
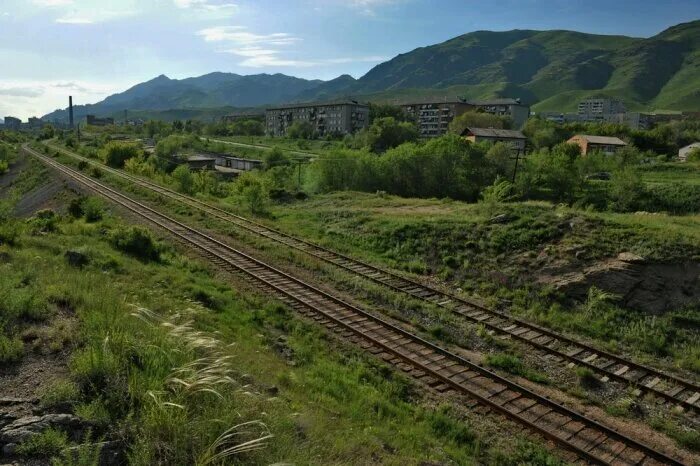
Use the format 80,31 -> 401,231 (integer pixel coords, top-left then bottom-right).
461,127 -> 527,154
567,135 -> 627,155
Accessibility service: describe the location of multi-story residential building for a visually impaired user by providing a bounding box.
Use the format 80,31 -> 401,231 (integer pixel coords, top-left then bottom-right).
400,100 -> 473,138
577,98 -> 626,121
461,127 -> 527,154
265,101 -> 369,137
221,111 -> 265,124
468,98 -> 531,129
3,116 -> 21,130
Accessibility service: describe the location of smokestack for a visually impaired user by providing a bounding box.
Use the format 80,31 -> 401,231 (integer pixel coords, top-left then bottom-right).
69,96 -> 74,129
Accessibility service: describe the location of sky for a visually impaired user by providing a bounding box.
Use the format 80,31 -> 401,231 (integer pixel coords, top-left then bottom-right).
1,0 -> 699,120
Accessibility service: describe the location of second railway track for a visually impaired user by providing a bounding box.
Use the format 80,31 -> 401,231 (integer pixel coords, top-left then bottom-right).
27,144 -> 691,466
44,142 -> 700,415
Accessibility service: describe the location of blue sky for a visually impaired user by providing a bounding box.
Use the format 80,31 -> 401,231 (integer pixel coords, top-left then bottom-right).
1,0 -> 699,120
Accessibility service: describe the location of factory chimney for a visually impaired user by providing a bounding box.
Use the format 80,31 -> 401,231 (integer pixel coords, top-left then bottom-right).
69,96 -> 74,129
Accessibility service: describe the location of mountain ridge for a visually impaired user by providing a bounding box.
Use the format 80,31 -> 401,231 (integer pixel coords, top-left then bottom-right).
42,20 -> 700,122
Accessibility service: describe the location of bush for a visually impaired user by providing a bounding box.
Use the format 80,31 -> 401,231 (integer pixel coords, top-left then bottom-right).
27,209 -> 59,234
82,197 -> 105,222
16,428 -> 68,457
286,121 -> 316,139
41,380 -> 81,410
0,160 -> 8,175
100,142 -> 140,168
172,165 -> 194,194
0,334 -> 24,364
109,226 -> 161,261
235,172 -> 269,215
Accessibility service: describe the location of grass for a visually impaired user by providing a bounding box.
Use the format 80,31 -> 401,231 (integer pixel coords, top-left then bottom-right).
0,186 -> 563,464
485,352 -> 549,384
16,428 -> 69,457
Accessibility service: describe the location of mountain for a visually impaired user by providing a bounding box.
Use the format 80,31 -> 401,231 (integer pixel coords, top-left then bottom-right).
42,72 -> 323,122
302,20 -> 700,112
42,20 -> 700,121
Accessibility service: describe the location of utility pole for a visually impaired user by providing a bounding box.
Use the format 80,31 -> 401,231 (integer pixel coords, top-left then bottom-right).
511,150 -> 520,184
297,159 -> 302,191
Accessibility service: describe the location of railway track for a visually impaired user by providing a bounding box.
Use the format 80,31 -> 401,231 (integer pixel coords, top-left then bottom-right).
43,142 -> 700,416
27,144 -> 690,466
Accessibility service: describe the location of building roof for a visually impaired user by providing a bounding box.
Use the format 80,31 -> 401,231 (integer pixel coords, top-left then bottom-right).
466,98 -> 525,106
463,127 -> 526,139
399,98 -> 469,106
571,135 -> 627,146
680,142 -> 700,150
266,100 -> 367,110
186,155 -> 216,162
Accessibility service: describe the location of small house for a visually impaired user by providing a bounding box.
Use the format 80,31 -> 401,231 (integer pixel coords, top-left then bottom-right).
679,142 -> 700,162
461,127 -> 527,154
567,135 -> 627,155
185,155 -> 216,170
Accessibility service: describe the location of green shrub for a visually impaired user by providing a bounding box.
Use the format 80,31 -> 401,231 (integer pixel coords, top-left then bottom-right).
575,366 -> 600,388
108,226 -> 161,261
100,142 -> 140,168
0,221 -> 21,245
0,334 -> 24,364
41,380 -> 81,410
27,209 -> 59,234
16,428 -> 68,457
172,165 -> 194,194
82,197 -> 104,222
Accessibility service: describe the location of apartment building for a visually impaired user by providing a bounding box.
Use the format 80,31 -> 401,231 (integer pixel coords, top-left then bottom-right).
577,98 -> 626,121
400,100 -> 473,138
468,98 -> 531,128
265,101 -> 369,137
3,116 -> 21,130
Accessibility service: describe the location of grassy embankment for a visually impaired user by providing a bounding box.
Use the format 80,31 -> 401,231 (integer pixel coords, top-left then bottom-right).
0,156 -> 564,465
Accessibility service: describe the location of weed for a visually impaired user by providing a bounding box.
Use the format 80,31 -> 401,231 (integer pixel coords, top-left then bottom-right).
0,334 -> 24,364
108,226 -> 161,262
41,380 -> 81,410
575,366 -> 600,389
16,428 -> 68,457
486,352 -> 549,384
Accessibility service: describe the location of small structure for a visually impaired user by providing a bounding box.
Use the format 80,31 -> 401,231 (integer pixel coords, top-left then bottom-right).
185,155 -> 216,171
221,111 -> 265,123
461,127 -> 527,154
567,134 -> 627,155
86,115 -> 114,126
215,155 -> 263,172
679,142 -> 700,162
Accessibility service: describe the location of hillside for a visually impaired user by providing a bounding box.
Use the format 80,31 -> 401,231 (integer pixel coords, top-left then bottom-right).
42,72 -> 323,122
42,20 -> 700,121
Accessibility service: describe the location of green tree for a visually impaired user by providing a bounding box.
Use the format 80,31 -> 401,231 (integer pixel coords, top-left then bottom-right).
608,168 -> 646,212
448,111 -> 511,135
172,165 -> 195,194
517,143 -> 583,203
100,142 -> 140,168
687,148 -> 700,163
236,172 -> 269,214
368,103 -> 411,123
286,121 -> 316,139
485,142 -> 514,178
263,147 -> 290,169
356,117 -> 418,153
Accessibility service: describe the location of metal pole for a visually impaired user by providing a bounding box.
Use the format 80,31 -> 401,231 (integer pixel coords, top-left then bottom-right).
511,150 -> 520,184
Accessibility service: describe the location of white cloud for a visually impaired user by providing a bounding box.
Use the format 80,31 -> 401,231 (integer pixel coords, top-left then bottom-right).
348,0 -> 400,16
223,47 -> 387,68
0,87 -> 44,98
173,0 -> 236,16
197,26 -> 300,45
31,0 -> 74,6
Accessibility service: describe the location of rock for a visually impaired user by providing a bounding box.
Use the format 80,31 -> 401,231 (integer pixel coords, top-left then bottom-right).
0,397 -> 35,406
539,258 -> 700,314
65,250 -> 89,268
2,442 -> 18,456
64,440 -> 123,466
0,414 -> 84,444
489,213 -> 510,224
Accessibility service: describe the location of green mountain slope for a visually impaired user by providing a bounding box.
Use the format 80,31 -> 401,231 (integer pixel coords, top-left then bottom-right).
41,20 -> 700,122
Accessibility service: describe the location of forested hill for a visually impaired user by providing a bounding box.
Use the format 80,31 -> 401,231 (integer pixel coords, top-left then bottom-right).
42,20 -> 700,122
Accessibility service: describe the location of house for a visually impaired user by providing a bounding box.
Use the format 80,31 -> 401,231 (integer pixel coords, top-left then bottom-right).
567,135 -> 627,155
265,101 -> 369,137
461,127 -> 527,154
679,142 -> 700,162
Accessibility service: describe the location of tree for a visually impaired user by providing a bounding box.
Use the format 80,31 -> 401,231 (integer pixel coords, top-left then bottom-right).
172,165 -> 195,194
485,143 -> 514,179
38,124 -> 56,140
369,103 -> 411,123
685,148 -> 700,163
448,111 -> 510,135
101,142 -> 140,168
516,143 -> 583,203
235,172 -> 269,214
355,117 -> 418,153
286,121 -> 316,139
263,147 -> 290,169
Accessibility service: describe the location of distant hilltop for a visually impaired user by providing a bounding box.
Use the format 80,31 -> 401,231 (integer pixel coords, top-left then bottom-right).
42,20 -> 700,122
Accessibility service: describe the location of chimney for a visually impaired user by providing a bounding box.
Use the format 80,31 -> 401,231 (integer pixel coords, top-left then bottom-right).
69,96 -> 74,129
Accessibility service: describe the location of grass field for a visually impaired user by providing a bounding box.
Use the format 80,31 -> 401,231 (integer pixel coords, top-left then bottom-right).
0,158 -> 565,465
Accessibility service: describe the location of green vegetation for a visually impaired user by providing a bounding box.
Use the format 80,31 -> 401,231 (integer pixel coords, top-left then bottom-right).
100,141 -> 141,168
0,173 -> 566,465
485,352 -> 549,384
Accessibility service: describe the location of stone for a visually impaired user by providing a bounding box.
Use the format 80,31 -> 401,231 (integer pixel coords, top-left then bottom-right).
65,250 -> 89,268
0,414 -> 84,444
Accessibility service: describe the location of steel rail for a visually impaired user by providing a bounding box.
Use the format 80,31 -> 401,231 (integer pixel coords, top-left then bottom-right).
45,142 -> 700,414
27,145 -> 687,465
